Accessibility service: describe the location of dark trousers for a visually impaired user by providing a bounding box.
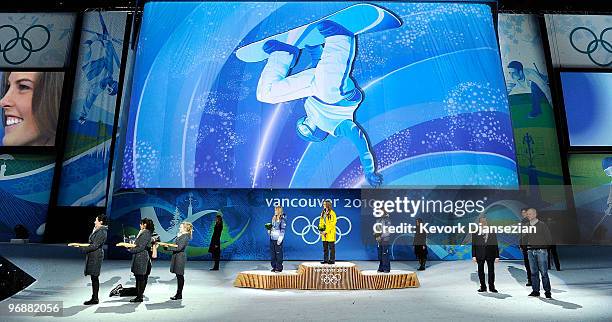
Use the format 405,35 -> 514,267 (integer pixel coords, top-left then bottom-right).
90,275 -> 99,300
211,247 -> 220,269
528,249 -> 551,293
477,259 -> 495,289
323,241 -> 335,263
377,243 -> 390,272
414,245 -> 427,267
522,247 -> 532,284
176,274 -> 184,296
119,287 -> 138,297
548,245 -> 561,271
135,274 -> 147,299
270,240 -> 283,271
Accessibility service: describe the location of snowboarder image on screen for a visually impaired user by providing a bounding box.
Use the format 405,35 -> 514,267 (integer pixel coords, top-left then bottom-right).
254,19 -> 384,187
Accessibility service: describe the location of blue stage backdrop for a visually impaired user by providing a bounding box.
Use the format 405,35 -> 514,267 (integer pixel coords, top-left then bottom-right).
107,189 -> 522,261
0,154 -> 56,242
121,1 -> 518,189
108,189 -> 370,260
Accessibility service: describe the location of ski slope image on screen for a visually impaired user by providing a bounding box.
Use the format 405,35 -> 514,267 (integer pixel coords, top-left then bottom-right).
122,2 -> 518,189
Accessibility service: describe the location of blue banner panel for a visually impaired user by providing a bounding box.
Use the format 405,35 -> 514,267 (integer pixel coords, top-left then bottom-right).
57,12 -> 127,207
498,14 -> 565,204
122,1 -> 517,189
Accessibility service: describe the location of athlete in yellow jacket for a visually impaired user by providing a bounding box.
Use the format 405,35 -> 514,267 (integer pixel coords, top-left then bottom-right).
319,200 -> 336,264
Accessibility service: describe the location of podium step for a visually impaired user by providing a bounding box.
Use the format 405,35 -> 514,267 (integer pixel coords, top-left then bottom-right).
234,262 -> 419,290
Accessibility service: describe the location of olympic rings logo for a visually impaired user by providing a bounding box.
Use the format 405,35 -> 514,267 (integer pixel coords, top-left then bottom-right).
291,215 -> 352,245
0,24 -> 50,65
320,273 -> 342,285
569,27 -> 612,67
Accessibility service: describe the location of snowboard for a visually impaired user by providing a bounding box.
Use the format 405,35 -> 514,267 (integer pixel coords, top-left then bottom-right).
235,3 -> 402,63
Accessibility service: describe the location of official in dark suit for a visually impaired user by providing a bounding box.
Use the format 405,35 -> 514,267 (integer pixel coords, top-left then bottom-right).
166,222 -> 192,300
519,208 -> 532,286
545,217 -> 561,271
414,218 -> 428,271
208,214 -> 223,270
128,218 -> 154,302
73,214 -> 108,305
472,215 -> 499,293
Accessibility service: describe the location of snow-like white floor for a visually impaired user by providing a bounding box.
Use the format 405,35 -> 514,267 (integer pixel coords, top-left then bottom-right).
1,244 -> 611,321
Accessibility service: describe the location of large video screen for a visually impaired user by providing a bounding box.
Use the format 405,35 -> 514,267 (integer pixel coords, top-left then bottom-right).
123,1 -> 517,188
561,71 -> 612,147
1,71 -> 65,146
568,154 -> 612,243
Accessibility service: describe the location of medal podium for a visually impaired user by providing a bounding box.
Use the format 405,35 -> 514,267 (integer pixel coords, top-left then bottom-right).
234,262 -> 419,290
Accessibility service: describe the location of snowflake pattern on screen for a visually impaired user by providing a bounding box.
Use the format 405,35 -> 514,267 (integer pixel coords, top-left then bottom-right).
133,141 -> 161,186
443,82 -> 513,152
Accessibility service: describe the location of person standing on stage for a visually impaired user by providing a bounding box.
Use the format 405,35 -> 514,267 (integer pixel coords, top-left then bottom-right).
72,214 -> 108,305
472,215 -> 499,293
375,211 -> 391,273
545,217 -> 561,271
128,218 -> 154,302
414,218 -> 428,271
165,222 -> 192,300
519,208 -> 532,286
268,206 -> 287,272
208,213 -> 223,270
525,208 -> 553,299
319,200 -> 337,264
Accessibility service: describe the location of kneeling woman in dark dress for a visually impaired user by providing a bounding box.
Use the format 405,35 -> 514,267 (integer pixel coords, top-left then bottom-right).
118,218 -> 154,302
165,221 -> 193,300
110,224 -> 159,299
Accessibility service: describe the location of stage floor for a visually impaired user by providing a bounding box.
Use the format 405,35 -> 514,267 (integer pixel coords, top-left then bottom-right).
1,245 -> 612,321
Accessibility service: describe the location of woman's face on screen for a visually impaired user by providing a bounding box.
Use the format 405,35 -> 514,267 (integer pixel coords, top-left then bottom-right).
1,72 -> 41,146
